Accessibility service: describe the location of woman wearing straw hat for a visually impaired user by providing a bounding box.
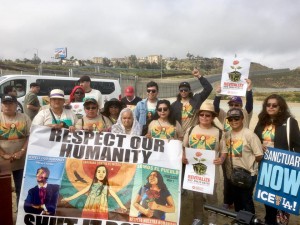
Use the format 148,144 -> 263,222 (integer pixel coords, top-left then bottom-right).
182,101 -> 225,224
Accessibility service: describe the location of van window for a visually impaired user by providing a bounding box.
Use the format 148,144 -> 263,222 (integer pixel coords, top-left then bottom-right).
0,79 -> 27,97
91,82 -> 115,95
36,79 -> 78,96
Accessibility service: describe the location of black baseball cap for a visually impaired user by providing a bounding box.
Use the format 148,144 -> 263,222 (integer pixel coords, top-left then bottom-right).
83,98 -> 98,106
179,82 -> 191,89
1,95 -> 17,103
227,108 -> 244,118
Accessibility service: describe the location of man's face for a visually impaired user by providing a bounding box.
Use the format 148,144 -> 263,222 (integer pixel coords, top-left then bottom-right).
179,87 -> 190,98
32,86 -> 40,94
228,116 -> 243,130
2,102 -> 17,115
146,86 -> 158,101
36,169 -> 48,184
80,81 -> 90,90
228,101 -> 242,109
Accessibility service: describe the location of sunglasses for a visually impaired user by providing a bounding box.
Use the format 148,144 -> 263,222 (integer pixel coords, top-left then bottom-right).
266,103 -> 278,108
85,106 -> 97,110
75,91 -> 84,95
147,89 -> 157,93
157,107 -> 169,112
199,113 -> 212,118
180,88 -> 190,93
229,103 -> 241,107
227,116 -> 241,122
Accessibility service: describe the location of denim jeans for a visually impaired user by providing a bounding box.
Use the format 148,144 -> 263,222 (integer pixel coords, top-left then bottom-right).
12,169 -> 24,206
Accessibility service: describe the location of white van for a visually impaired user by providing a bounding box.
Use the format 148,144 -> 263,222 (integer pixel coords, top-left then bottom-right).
0,75 -> 121,110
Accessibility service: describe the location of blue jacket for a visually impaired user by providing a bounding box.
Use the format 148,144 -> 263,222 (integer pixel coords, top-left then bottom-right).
134,99 -> 157,126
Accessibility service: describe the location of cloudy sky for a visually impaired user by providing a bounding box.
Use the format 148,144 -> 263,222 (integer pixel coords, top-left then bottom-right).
1,0 -> 299,69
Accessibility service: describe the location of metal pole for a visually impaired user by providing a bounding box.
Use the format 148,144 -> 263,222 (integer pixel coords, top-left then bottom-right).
160,55 -> 163,79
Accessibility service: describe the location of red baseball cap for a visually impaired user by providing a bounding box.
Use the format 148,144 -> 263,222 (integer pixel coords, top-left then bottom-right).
125,86 -> 134,97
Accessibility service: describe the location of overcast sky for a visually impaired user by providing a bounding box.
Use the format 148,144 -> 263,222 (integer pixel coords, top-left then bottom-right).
1,0 -> 299,69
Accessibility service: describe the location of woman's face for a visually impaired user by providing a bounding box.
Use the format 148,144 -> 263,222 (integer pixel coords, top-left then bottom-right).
50,98 -> 65,110
266,98 -> 280,117
109,104 -> 120,117
74,88 -> 84,102
121,111 -> 133,129
148,172 -> 158,185
199,111 -> 214,126
85,103 -> 98,118
96,166 -> 107,181
157,103 -> 169,120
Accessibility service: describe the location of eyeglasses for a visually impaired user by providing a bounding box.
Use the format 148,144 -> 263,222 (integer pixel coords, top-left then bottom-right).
229,103 -> 241,107
85,106 -> 97,110
157,107 -> 169,112
266,103 -> 278,108
199,113 -> 212,118
147,89 -> 157,93
180,88 -> 190,93
227,116 -> 241,122
75,91 -> 84,95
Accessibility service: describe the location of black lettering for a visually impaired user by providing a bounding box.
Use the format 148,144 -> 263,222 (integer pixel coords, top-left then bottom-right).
64,218 -> 79,225
112,148 -> 124,162
124,148 -> 131,162
104,133 -> 115,146
60,144 -> 73,157
85,145 -> 101,159
94,132 -> 104,145
49,128 -> 62,142
24,214 -> 35,225
84,131 -> 94,144
72,130 -> 83,144
106,221 -> 118,225
73,145 -> 85,159
55,217 -> 65,225
141,137 -> 152,150
132,150 -> 139,163
83,219 -> 102,225
100,147 -> 112,161
154,139 -> 164,152
116,134 -> 126,147
62,129 -> 72,143
142,151 -> 152,163
130,136 -> 141,149
36,215 -> 50,225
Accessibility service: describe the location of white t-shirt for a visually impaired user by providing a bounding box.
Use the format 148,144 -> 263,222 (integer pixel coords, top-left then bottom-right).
32,108 -> 78,127
84,89 -> 102,108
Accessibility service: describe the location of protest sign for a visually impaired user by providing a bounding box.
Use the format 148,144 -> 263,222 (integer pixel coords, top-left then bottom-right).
183,148 -> 216,194
220,56 -> 251,96
70,102 -> 85,119
17,125 -> 182,225
255,147 -> 300,215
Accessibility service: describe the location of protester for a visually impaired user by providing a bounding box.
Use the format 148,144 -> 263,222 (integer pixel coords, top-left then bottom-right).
75,98 -> 112,132
213,79 -> 253,132
32,89 -> 77,131
182,102 -> 224,224
111,108 -> 142,135
254,94 -> 300,225
4,85 -> 23,113
24,83 -> 41,120
24,167 -> 60,215
79,75 -> 102,108
223,108 -> 263,214
213,79 -> 253,209
121,86 -> 142,110
15,83 -> 25,97
171,68 -> 213,134
147,99 -> 183,140
134,170 -> 175,220
0,95 -> 31,206
102,98 -> 125,125
69,85 -> 85,103
134,81 -> 159,127
62,164 -> 127,219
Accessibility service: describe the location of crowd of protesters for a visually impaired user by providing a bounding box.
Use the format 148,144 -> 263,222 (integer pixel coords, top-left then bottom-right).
1,71 -> 299,225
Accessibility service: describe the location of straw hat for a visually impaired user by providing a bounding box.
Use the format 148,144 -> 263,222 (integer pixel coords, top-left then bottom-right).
199,102 -> 217,116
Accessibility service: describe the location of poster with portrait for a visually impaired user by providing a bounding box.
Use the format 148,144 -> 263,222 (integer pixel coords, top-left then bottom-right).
16,125 -> 182,225
220,56 -> 251,96
183,148 -> 216,194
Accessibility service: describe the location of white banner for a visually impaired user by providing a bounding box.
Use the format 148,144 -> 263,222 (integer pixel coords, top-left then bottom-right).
183,148 -> 216,194
17,125 -> 182,225
220,57 -> 251,96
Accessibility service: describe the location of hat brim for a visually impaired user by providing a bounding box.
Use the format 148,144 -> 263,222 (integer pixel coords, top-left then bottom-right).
199,109 -> 217,116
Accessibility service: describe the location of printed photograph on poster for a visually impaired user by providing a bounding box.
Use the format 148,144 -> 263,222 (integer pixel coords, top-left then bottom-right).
19,155 -> 66,216
220,56 -> 251,96
129,164 -> 180,225
183,148 -> 215,195
57,159 -> 135,221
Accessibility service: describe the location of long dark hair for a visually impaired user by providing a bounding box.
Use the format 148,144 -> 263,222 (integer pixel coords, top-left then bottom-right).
92,165 -> 109,186
152,99 -> 176,126
176,92 -> 193,101
258,94 -> 292,126
144,170 -> 167,192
